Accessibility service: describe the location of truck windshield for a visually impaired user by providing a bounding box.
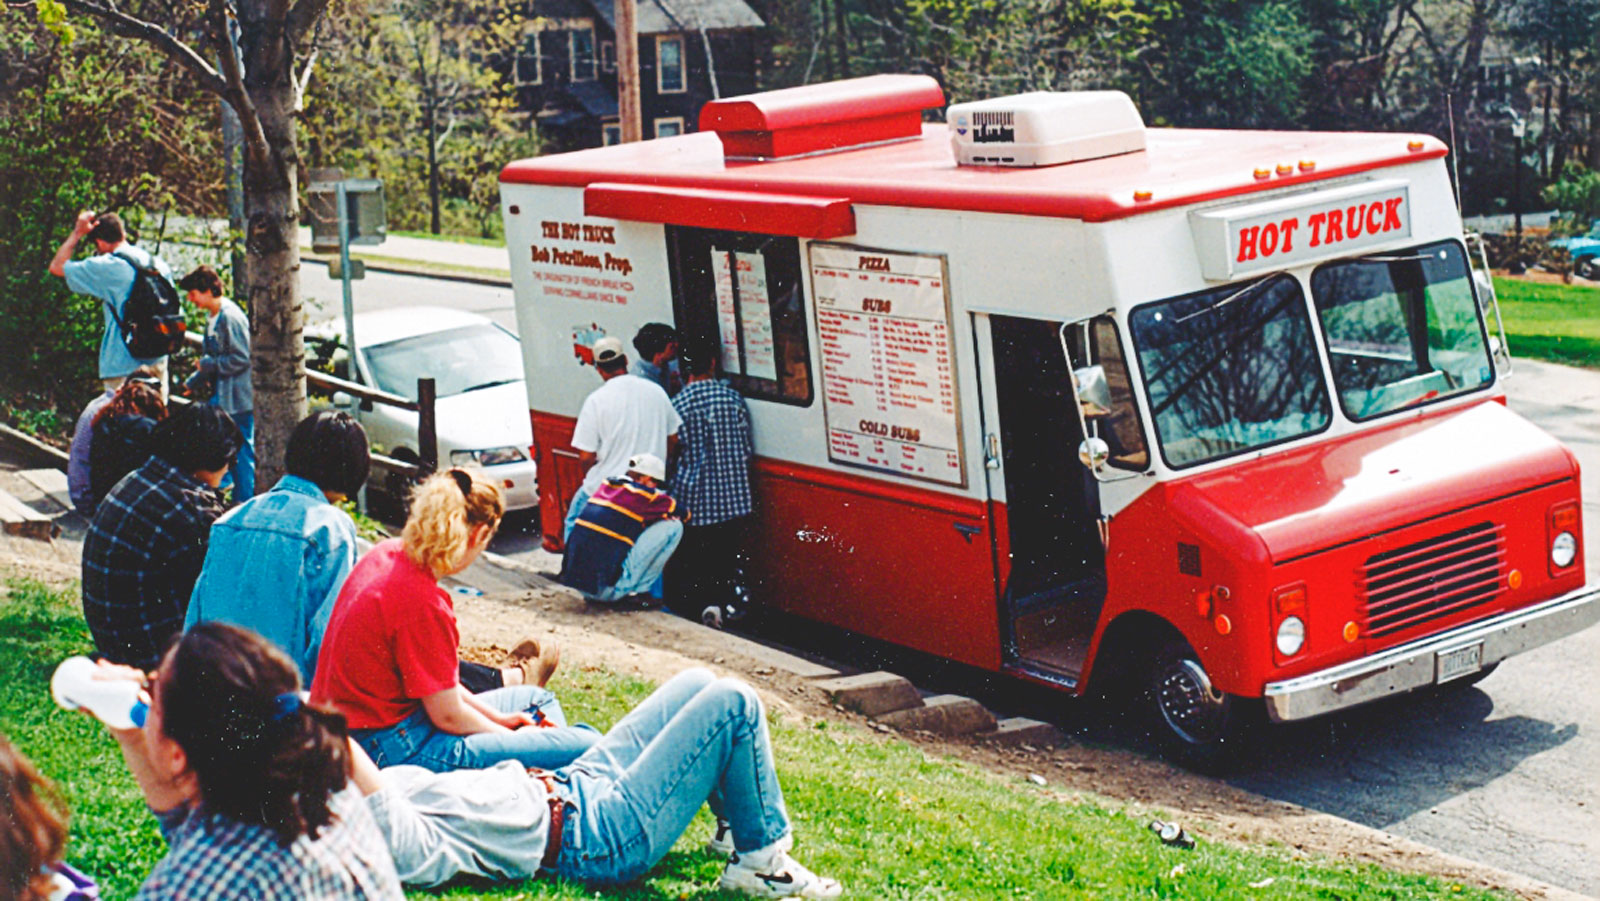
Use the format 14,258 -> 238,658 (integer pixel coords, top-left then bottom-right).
1129,274 -> 1331,468
1310,240 -> 1492,420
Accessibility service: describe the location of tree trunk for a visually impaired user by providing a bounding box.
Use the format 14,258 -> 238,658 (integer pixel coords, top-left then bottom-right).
241,12 -> 309,494
425,97 -> 441,234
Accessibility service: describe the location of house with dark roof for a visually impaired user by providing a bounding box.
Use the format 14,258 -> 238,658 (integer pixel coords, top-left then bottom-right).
514,0 -> 764,150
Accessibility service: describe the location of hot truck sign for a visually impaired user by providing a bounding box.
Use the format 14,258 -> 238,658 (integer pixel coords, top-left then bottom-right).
1191,179 -> 1412,280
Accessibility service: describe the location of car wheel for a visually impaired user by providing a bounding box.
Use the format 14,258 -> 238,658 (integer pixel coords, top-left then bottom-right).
1576,257 -> 1599,280
1145,640 -> 1259,774
384,448 -> 423,511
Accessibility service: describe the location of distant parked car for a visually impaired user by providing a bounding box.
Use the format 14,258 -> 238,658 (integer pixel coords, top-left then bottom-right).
305,307 -> 537,512
1549,220 -> 1600,280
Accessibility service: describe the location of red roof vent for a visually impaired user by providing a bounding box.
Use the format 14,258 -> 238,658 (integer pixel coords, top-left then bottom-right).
699,74 -> 945,161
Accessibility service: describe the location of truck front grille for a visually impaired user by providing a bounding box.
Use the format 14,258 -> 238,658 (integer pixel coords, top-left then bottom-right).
1357,522 -> 1505,638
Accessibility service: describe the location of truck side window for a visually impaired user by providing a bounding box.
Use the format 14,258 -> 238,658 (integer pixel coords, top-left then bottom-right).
665,226 -> 814,406
1064,316 -> 1150,471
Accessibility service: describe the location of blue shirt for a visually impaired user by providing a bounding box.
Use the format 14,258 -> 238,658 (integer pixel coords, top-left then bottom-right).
62,244 -> 172,379
185,297 -> 253,414
630,356 -> 679,395
670,378 -> 754,525
138,786 -> 402,900
186,475 -> 357,682
69,389 -> 115,514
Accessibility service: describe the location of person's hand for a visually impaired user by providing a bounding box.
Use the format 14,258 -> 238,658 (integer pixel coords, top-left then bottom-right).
498,711 -> 537,730
74,210 -> 97,236
93,658 -> 151,687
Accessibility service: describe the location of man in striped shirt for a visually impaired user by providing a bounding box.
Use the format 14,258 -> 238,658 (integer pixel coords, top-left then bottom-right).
559,453 -> 685,604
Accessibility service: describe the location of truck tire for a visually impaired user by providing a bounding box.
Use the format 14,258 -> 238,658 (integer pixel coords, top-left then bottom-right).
1146,640 -> 1259,774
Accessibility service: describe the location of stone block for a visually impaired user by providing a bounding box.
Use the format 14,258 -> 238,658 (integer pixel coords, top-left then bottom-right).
817,671 -> 922,717
981,717 -> 1064,748
878,694 -> 997,735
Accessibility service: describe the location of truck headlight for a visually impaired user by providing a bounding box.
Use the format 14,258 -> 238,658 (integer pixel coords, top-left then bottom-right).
1275,616 -> 1306,656
1552,531 -> 1577,569
451,446 -> 527,467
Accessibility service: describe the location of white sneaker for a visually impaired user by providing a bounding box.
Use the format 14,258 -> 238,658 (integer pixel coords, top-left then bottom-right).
705,818 -> 735,856
719,841 -> 841,899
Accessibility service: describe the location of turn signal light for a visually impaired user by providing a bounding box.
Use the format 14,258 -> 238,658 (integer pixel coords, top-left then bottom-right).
1508,569 -> 1523,590
1273,583 -> 1306,615
1343,621 -> 1359,642
1551,503 -> 1580,531
1214,614 -> 1233,635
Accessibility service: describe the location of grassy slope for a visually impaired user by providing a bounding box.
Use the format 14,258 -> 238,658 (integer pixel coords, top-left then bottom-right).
0,574 -> 1502,900
1493,276 -> 1600,367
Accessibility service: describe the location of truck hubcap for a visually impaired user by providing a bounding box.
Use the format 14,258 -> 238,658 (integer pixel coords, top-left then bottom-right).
1156,658 -> 1228,745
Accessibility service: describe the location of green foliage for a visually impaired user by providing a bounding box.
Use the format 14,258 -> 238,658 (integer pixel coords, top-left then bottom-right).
1542,164 -> 1600,224
1,569 -> 1509,901
0,9 -> 219,420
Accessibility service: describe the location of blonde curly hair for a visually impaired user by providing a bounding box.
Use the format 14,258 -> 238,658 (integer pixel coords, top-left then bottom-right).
402,468 -> 504,577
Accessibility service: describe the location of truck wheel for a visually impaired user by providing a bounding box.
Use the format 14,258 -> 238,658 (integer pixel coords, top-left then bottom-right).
1146,641 -> 1257,774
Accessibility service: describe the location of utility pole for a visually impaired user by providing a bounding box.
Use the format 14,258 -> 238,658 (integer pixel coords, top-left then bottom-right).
616,0 -> 641,141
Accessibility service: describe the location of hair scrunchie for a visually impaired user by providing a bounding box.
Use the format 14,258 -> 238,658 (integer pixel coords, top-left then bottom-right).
270,692 -> 302,723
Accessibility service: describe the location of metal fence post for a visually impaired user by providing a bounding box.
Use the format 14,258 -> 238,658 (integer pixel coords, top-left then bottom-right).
417,377 -> 438,475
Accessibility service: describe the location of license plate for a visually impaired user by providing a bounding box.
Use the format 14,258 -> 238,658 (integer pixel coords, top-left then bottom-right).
1436,642 -> 1484,683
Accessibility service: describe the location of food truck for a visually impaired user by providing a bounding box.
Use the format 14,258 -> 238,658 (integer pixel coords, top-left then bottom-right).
500,74 -> 1600,768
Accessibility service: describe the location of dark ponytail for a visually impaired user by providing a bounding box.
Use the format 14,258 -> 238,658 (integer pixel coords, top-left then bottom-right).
158,623 -> 350,845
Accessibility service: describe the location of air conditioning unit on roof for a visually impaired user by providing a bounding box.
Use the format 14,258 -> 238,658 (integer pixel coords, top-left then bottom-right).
948,91 -> 1146,167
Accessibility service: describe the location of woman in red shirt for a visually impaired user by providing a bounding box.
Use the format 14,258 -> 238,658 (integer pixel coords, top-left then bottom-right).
312,469 -> 598,772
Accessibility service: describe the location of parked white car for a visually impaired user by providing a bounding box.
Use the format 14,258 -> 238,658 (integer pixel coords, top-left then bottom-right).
305,307 -> 538,511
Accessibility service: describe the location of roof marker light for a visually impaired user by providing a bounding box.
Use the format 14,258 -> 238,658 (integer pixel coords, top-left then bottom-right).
1298,160 -> 1315,171
1276,163 -> 1293,176
1407,140 -> 1425,152
1253,167 -> 1271,180
1134,190 -> 1153,202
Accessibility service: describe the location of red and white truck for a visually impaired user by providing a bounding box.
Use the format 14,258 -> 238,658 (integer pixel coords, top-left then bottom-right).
500,74 -> 1600,767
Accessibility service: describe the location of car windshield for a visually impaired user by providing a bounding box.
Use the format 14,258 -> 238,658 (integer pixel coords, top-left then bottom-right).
1129,274 -> 1331,468
363,323 -> 523,400
1311,240 -> 1492,420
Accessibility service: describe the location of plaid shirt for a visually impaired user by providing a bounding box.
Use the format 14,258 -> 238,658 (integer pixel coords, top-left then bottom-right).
82,457 -> 225,669
670,378 -> 754,525
137,786 -> 403,900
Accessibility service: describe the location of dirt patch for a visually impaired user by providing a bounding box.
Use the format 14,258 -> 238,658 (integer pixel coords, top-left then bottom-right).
1494,268 -> 1598,288
453,578 -> 1585,901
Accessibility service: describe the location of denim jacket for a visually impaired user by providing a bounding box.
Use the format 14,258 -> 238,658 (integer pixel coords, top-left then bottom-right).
185,475 -> 356,681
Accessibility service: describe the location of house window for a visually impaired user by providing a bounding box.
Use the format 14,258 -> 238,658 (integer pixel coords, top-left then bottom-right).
600,40 -> 615,73
654,117 -> 685,138
656,35 -> 685,93
602,120 -> 622,145
514,31 -> 541,85
571,26 -> 596,82
667,226 -> 813,406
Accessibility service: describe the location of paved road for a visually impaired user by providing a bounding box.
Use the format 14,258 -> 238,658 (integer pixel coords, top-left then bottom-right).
312,266 -> 1600,895
1231,359 -> 1600,899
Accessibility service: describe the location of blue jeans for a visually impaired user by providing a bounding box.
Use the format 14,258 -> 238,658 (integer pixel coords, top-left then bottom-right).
552,668 -> 791,885
595,519 -> 683,602
214,407 -> 255,500
354,685 -> 600,773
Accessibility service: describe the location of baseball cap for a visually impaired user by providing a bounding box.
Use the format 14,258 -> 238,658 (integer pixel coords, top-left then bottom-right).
593,336 -> 626,364
627,452 -> 666,482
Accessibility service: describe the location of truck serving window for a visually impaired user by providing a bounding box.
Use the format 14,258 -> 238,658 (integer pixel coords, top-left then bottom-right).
1129,274 -> 1331,469
1311,240 -> 1493,421
665,226 -> 814,406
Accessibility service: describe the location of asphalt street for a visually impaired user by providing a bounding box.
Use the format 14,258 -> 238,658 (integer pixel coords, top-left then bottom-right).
299,264 -> 1600,896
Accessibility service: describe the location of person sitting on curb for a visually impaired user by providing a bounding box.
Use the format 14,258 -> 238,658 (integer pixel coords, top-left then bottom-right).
84,372 -> 167,515
559,453 -> 685,605
68,365 -> 159,518
353,667 -> 842,898
311,469 -> 599,773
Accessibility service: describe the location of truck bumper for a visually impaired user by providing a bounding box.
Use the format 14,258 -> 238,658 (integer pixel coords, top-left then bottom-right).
1262,585 -> 1600,723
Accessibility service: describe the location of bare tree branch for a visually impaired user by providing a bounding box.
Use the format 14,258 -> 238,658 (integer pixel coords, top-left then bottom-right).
293,45 -> 319,112
213,0 -> 273,172
57,0 -> 227,95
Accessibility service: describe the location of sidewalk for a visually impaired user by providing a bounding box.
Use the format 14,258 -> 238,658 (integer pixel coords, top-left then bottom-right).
296,227 -> 512,277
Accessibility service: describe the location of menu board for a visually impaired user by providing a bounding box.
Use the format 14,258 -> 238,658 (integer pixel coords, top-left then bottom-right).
711,250 -> 777,380
810,243 -> 963,486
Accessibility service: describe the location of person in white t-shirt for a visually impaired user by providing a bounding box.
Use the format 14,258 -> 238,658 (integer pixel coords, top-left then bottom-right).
564,335 -> 681,543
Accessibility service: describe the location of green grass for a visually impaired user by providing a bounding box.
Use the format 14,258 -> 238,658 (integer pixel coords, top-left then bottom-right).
0,573 -> 1504,900
1493,276 -> 1600,367
390,229 -> 507,248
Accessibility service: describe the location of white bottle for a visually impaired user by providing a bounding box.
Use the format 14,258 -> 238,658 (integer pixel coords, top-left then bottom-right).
51,656 -> 147,729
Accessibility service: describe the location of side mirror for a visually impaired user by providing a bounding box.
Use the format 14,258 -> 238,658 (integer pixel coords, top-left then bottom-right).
1079,437 -> 1110,470
1074,365 -> 1113,420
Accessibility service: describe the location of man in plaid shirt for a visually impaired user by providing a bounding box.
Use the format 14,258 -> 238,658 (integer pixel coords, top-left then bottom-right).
82,405 -> 239,669
667,338 -> 755,625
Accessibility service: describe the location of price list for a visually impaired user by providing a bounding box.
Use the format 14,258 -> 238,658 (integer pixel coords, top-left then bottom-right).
810,244 -> 963,486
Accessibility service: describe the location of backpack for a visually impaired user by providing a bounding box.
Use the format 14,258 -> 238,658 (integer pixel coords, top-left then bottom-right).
107,249 -> 186,358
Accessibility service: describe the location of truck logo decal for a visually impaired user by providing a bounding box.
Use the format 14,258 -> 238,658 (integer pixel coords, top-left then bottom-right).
1190,179 -> 1413,280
